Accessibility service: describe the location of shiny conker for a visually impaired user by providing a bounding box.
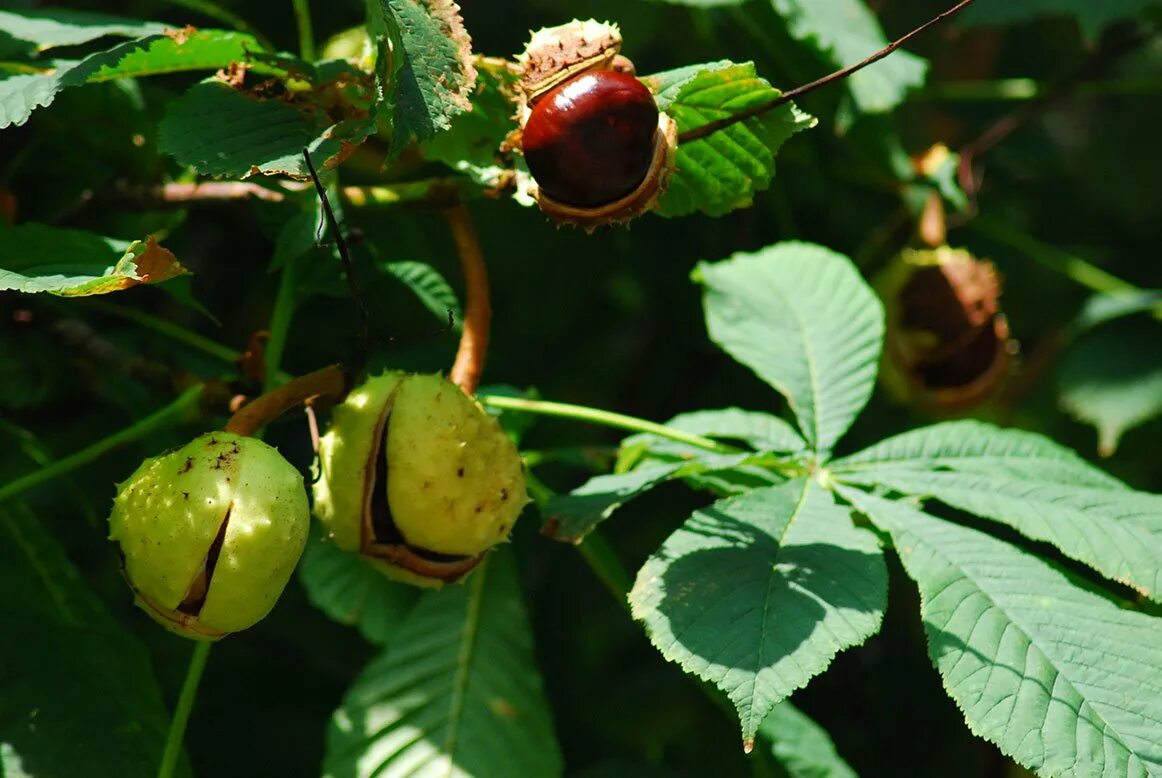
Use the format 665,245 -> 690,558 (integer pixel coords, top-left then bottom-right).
522,70 -> 659,208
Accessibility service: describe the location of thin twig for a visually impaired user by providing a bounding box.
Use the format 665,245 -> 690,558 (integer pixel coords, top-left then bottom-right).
444,204 -> 491,395
117,181 -> 287,205
302,147 -> 371,364
678,0 -> 978,144
224,364 -> 347,437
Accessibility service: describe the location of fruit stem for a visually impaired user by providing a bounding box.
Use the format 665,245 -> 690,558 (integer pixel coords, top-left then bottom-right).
224,364 -> 348,437
0,385 -> 205,506
156,640 -> 212,778
677,0 -> 978,143
477,394 -> 737,454
445,204 -> 491,395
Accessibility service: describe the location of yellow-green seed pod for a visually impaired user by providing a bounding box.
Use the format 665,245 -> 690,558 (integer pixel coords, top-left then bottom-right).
313,371 -> 529,588
875,246 -> 1012,411
109,432 -> 309,640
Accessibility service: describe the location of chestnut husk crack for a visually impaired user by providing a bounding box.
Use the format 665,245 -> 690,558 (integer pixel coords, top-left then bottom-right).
360,394 -> 482,583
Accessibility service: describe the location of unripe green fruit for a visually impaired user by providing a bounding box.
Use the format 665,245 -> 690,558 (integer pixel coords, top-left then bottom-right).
109,432 -> 309,640
313,371 -> 528,587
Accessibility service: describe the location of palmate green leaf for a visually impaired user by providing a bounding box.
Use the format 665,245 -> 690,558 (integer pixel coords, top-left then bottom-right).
365,0 -> 477,157
298,525 -> 420,646
620,408 -> 807,461
645,61 -> 815,218
766,0 -> 928,114
615,408 -> 803,499
158,76 -> 375,179
841,487 -> 1162,778
0,224 -> 188,296
0,7 -> 166,53
629,479 -> 886,748
0,503 -> 177,778
546,444 -> 763,542
0,29 -> 262,129
831,419 -> 1128,489
837,467 -> 1162,603
959,0 -> 1162,39
324,552 -> 562,778
759,701 -> 857,778
383,261 -> 463,328
695,243 -> 884,457
546,462 -> 699,543
1058,320 -> 1162,456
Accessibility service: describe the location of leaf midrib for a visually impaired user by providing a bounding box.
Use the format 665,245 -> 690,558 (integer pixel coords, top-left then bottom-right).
439,557 -> 489,778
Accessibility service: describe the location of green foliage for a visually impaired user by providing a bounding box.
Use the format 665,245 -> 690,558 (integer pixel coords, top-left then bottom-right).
0,7 -> 166,54
630,478 -> 887,747
1058,319 -> 1162,456
383,260 -> 463,327
3,1 -> 1162,776
841,488 -> 1162,777
298,524 -> 420,645
0,503 -> 177,778
696,242 -> 884,456
0,224 -> 187,296
323,552 -> 562,778
366,0 -> 476,157
758,702 -> 857,778
765,0 -> 927,113
648,61 -> 815,217
0,28 -> 264,129
158,67 -> 376,179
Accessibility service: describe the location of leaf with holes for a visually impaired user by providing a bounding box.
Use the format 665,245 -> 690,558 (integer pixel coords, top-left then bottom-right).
842,487 -> 1162,777
158,75 -> 376,179
645,61 -> 815,217
324,551 -> 562,777
366,0 -> 477,157
630,478 -> 886,748
695,242 -> 884,456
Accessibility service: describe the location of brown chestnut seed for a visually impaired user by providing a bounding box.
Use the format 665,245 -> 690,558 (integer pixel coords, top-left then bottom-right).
522,71 -> 659,208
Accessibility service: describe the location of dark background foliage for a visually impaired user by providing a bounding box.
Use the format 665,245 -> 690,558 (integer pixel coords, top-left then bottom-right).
2,0 -> 1161,775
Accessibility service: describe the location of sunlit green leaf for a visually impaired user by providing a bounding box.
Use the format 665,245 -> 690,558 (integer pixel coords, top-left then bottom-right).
324,552 -> 562,778
0,224 -> 188,296
646,61 -> 815,218
843,487 -> 1162,778
695,242 -> 884,456
766,0 -> 928,113
759,701 -> 857,778
631,479 -> 886,747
